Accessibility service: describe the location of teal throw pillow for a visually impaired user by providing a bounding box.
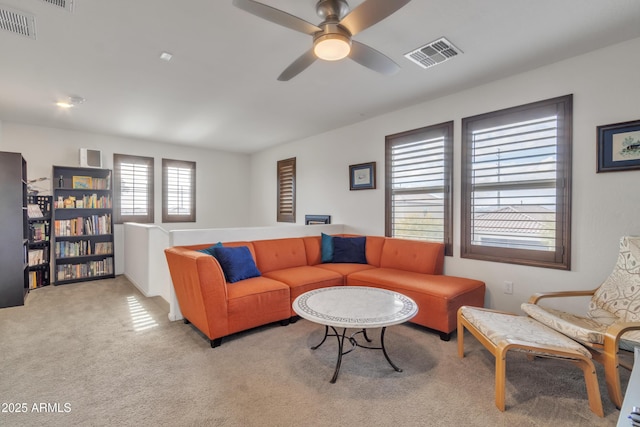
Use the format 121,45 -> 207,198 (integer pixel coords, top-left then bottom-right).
212,245 -> 261,283
332,236 -> 367,264
197,242 -> 223,256
321,233 -> 334,263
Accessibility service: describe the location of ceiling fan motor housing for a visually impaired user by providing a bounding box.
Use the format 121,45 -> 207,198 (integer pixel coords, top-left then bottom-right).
316,0 -> 350,20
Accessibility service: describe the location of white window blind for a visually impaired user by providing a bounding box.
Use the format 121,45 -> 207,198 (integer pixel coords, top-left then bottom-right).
113,154 -> 153,223
470,116 -> 558,251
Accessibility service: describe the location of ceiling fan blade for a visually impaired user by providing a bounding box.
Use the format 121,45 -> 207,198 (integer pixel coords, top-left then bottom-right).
339,0 -> 411,36
349,41 -> 400,75
233,0 -> 321,35
277,49 -> 317,81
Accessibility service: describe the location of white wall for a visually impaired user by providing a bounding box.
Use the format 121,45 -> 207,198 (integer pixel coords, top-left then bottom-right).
250,36 -> 640,315
0,124 -> 252,275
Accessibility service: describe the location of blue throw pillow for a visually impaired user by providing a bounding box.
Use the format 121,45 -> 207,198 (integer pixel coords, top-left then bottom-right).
332,236 -> 367,264
196,242 -> 223,256
321,233 -> 334,263
212,246 -> 261,283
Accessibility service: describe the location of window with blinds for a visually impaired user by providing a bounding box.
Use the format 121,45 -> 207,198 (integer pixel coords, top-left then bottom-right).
113,154 -> 154,224
461,94 -> 572,269
385,122 -> 453,255
277,157 -> 296,223
162,159 -> 195,223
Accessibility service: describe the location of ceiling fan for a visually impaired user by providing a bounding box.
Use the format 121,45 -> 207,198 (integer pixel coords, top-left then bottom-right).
232,0 -> 411,81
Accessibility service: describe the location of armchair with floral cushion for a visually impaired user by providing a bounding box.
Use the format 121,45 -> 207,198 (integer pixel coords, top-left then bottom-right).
521,235 -> 640,409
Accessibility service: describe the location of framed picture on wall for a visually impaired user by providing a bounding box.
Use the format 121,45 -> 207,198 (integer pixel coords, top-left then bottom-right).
349,162 -> 376,190
597,119 -> 640,172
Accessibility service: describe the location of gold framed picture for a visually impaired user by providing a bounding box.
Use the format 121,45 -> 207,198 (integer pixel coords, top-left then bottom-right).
72,176 -> 92,189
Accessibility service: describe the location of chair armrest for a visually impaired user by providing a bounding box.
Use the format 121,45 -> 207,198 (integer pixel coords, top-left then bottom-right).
603,321 -> 640,354
528,289 -> 597,304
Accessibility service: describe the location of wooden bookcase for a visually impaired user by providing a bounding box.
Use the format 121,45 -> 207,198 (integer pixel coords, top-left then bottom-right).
0,151 -> 29,308
52,166 -> 114,285
27,195 -> 52,288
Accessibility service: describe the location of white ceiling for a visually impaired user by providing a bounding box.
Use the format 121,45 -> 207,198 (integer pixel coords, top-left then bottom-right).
1,0 -> 639,154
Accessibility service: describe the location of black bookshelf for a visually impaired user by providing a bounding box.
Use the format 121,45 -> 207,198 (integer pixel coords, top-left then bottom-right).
27,195 -> 52,288
0,152 -> 29,308
52,166 -> 114,285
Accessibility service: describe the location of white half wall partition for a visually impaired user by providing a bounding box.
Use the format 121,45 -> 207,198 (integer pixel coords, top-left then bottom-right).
123,223 -> 171,302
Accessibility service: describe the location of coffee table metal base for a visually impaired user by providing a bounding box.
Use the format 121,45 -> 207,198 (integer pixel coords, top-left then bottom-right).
311,325 -> 402,383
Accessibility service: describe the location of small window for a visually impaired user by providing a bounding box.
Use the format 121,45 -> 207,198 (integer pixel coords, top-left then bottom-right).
277,157 -> 296,223
461,94 -> 572,269
385,122 -> 453,255
113,154 -> 154,224
162,159 -> 195,223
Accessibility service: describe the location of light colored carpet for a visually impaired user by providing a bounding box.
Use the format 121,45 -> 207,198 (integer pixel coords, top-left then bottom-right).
0,276 -> 628,426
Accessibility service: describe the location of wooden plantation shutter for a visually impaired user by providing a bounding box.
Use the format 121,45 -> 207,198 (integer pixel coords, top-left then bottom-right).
385,121 -> 453,256
162,159 -> 196,223
461,94 -> 572,269
277,157 -> 296,223
113,154 -> 154,224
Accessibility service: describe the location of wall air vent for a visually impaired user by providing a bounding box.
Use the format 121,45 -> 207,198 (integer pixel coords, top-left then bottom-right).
405,37 -> 462,69
0,5 -> 36,39
40,0 -> 74,12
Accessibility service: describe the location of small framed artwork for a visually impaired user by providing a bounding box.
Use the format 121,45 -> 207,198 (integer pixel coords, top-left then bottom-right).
349,162 -> 376,190
72,176 -> 93,189
597,119 -> 640,172
305,215 -> 331,225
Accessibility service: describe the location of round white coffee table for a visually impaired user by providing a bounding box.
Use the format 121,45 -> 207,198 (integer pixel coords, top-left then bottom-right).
292,286 -> 418,383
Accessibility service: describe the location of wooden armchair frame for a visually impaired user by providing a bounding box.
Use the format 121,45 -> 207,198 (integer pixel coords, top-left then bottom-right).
528,289 -> 640,409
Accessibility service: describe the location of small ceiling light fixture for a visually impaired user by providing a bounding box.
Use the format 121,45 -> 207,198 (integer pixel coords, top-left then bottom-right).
159,51 -> 173,62
313,25 -> 351,61
56,96 -> 85,109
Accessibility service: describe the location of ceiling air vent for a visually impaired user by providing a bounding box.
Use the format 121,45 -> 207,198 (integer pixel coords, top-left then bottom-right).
405,37 -> 462,69
40,0 -> 74,12
0,5 -> 36,39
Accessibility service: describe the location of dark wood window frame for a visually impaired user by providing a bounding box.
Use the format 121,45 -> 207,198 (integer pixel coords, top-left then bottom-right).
385,121 -> 454,256
277,157 -> 296,223
113,154 -> 154,224
162,158 -> 196,223
461,94 -> 572,269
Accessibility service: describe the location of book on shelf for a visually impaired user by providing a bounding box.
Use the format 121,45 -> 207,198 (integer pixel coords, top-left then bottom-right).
30,222 -> 49,242
54,214 -> 112,236
56,257 -> 114,281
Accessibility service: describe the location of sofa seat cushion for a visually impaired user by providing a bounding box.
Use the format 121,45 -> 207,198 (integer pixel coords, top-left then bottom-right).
347,268 -> 485,334
226,276 -> 291,334
348,268 -> 484,298
315,263 -> 376,281
263,266 -> 343,314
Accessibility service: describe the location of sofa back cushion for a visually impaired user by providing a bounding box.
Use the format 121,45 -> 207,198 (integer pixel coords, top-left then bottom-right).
253,238 -> 308,273
303,236 -> 322,265
379,238 -> 444,275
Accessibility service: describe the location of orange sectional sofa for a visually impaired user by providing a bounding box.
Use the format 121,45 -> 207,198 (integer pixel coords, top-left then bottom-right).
164,235 -> 485,347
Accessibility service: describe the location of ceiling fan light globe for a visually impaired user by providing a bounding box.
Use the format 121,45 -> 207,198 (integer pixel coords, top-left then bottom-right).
314,34 -> 351,61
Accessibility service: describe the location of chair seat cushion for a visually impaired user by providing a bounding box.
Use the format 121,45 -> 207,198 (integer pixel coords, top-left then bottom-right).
521,303 -> 640,351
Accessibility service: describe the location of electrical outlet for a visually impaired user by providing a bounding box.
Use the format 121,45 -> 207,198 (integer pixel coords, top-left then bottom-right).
503,281 -> 513,294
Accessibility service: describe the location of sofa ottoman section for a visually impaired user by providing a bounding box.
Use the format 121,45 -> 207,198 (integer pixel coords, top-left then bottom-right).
347,269 -> 485,340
